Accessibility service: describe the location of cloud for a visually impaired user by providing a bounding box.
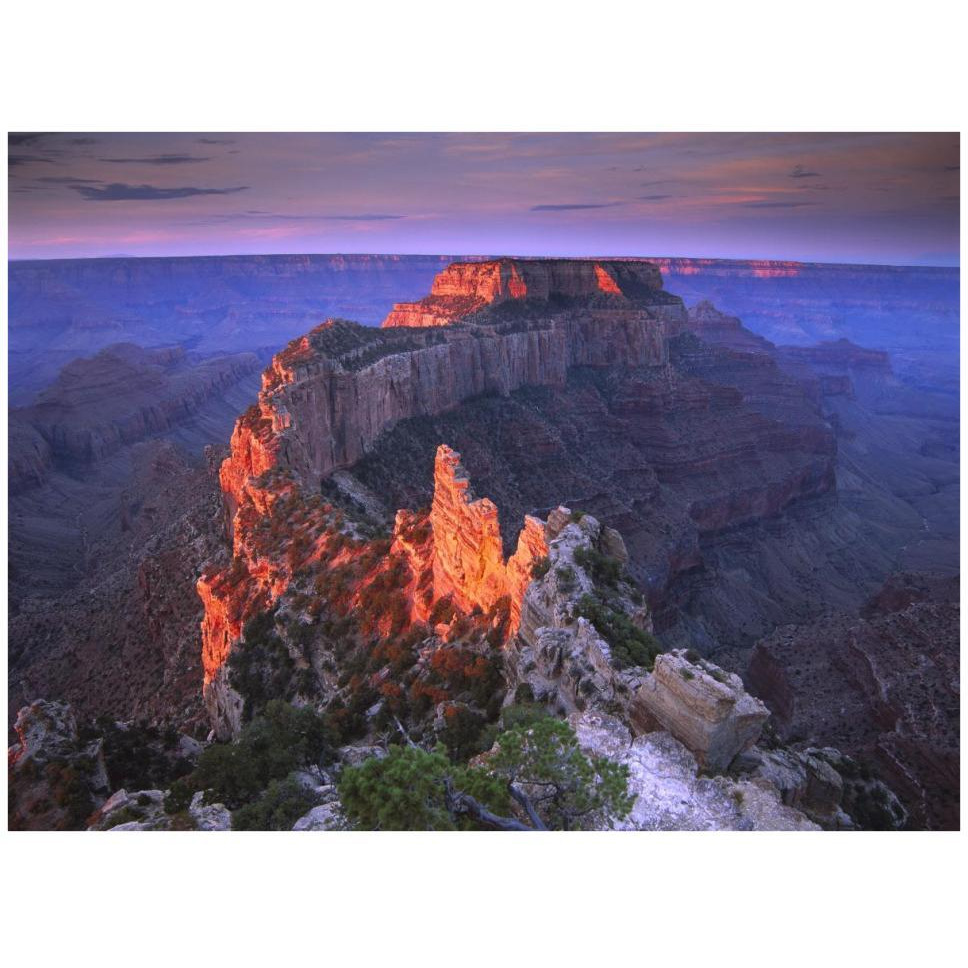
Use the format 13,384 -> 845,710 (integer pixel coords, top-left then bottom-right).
789,164 -> 821,178
319,214 -> 404,221
191,210 -> 405,223
68,137 -> 98,145
530,202 -> 623,211
741,200 -> 816,209
98,154 -> 213,165
8,133 -> 48,147
944,165 -> 959,171
197,137 -> 236,145
637,194 -> 674,201
35,176 -> 104,185
8,153 -> 57,166
71,183 -> 249,201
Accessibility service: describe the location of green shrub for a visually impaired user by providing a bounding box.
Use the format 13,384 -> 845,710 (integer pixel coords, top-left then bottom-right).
229,608 -> 297,719
555,565 -> 577,592
339,744 -> 508,831
189,701 -> 332,810
437,704 -> 490,762
574,546 -> 622,588
231,777 -> 318,831
574,594 -> 662,670
530,556 -> 551,580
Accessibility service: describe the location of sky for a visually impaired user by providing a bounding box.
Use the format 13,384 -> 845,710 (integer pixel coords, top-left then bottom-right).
7,132 -> 960,265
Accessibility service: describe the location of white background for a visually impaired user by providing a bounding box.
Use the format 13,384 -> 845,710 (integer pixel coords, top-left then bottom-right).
1,2 -> 964,965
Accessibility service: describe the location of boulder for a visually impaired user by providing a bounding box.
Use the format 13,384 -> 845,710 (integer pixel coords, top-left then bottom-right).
632,650 -> 769,771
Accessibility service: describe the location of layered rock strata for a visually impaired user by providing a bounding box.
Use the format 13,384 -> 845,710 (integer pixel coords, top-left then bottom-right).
11,343 -> 260,475
381,258 -> 678,328
634,650 -> 769,771
218,259 -> 687,508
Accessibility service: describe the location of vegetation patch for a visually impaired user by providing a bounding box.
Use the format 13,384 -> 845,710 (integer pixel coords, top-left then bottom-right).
574,593 -> 662,670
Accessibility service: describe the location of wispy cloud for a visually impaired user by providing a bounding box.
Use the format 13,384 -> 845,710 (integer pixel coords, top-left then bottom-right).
71,183 -> 249,201
637,194 -> 675,201
191,210 -> 405,223
9,154 -> 57,167
8,133 -> 48,147
789,164 -> 821,179
196,137 -> 236,145
741,200 -> 817,209
35,176 -> 104,185
98,154 -> 213,165
530,202 -> 623,211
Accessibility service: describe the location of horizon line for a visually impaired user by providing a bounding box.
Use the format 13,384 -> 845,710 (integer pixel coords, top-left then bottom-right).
7,251 -> 960,271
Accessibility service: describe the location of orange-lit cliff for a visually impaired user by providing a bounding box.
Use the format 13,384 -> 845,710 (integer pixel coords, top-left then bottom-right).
197,257 -> 840,736
197,258 -> 689,734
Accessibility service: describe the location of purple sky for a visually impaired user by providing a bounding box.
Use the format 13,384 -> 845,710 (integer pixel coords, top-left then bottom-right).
8,132 -> 960,264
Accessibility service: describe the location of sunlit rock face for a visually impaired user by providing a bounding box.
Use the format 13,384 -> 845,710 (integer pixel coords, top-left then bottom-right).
215,259 -> 685,495
381,258 -> 669,328
426,445 -> 548,628
199,440 -> 549,737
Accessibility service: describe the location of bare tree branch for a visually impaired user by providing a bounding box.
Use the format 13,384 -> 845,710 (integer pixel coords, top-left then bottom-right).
508,783 -> 550,830
444,777 -> 537,832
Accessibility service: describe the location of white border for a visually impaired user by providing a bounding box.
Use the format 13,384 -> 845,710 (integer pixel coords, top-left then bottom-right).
2,1 -> 964,965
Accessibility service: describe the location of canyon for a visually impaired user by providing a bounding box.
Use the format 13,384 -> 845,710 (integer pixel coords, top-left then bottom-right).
7,254 -> 959,829
8,254 -> 475,405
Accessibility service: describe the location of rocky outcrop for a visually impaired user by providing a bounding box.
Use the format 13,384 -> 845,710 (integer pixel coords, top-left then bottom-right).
422,445 -> 548,628
686,300 -> 774,355
507,511 -> 769,774
507,506 -> 652,720
572,711 -> 818,830
8,700 -> 111,830
88,787 -> 232,831
382,258 -> 672,328
220,292 -> 683,497
201,442 -> 548,737
634,650 -> 769,771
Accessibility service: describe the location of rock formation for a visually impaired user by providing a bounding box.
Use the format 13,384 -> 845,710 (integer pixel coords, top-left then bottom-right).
572,711 -> 818,831
633,650 -> 769,771
8,700 -> 111,830
421,444 -> 547,627
381,258 -> 677,328
218,261 -> 684,500
10,343 -> 261,473
686,300 -> 774,355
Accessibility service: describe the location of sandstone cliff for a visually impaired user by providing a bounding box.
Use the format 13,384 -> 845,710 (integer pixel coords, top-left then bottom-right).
381,258 -> 677,328
218,261 -> 684,501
